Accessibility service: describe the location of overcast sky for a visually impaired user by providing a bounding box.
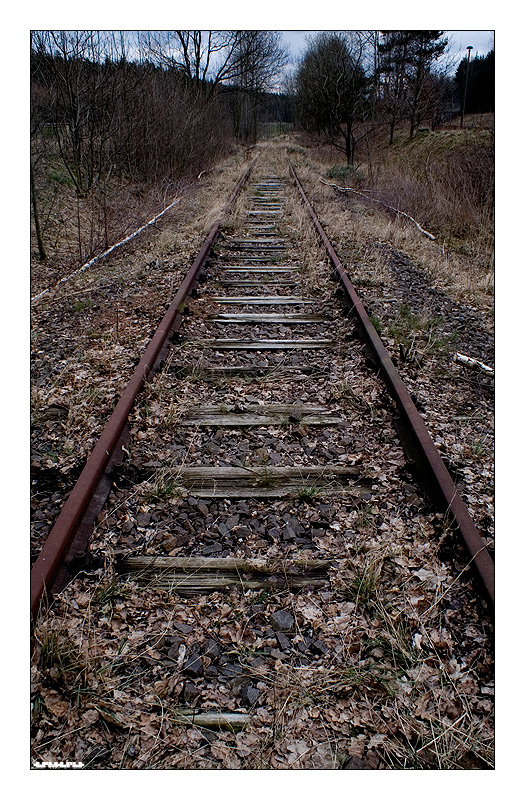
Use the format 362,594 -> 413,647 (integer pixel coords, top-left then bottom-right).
280,30 -> 494,74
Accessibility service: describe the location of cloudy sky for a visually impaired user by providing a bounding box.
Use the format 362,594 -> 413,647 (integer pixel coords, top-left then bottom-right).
280,30 -> 494,73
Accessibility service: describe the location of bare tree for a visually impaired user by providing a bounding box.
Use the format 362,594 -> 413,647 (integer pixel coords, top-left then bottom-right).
33,31 -> 117,196
30,33 -> 48,261
229,31 -> 288,141
32,31 -> 132,259
377,31 -> 411,144
31,30 -> 264,266
405,32 -> 448,137
294,32 -> 369,164
142,30 -> 287,98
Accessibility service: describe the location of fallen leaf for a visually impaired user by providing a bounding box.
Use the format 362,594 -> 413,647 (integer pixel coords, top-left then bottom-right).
346,737 -> 365,758
286,740 -> 310,764
82,708 -> 100,725
41,688 -> 70,718
413,568 -> 434,581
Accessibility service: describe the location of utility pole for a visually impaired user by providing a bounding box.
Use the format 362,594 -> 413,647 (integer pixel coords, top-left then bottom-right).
460,45 -> 473,128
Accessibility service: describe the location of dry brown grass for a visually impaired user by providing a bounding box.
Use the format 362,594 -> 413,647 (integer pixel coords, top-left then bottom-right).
285,126 -> 494,321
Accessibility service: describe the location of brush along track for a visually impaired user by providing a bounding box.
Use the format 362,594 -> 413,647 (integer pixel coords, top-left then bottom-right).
31,149 -> 494,770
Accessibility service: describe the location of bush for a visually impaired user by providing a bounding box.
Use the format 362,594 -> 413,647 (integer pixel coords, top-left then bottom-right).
326,164 -> 364,185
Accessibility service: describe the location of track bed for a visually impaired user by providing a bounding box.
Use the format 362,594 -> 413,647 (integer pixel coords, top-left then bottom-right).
31,147 -> 494,770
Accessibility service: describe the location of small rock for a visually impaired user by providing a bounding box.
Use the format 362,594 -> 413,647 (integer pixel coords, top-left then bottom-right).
183,652 -> 204,678
220,662 -> 244,679
270,609 -> 294,633
276,632 -> 291,651
253,539 -> 267,550
175,533 -> 193,547
182,682 -> 200,703
136,512 -> 151,527
162,536 -> 179,553
288,517 -> 305,535
174,622 -> 193,634
310,638 -> 329,656
202,544 -> 222,555
167,639 -> 185,659
282,525 -> 296,542
268,527 -> 281,542
232,526 -> 251,538
241,685 -> 260,707
203,638 -> 221,660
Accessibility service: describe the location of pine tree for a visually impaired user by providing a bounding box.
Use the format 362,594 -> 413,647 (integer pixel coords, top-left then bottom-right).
378,31 -> 447,141
455,50 -> 494,115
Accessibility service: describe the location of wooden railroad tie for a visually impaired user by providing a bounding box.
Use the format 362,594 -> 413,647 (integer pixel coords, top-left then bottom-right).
117,554 -> 331,594
162,464 -> 367,498
207,312 -> 328,324
179,403 -> 344,427
189,338 -> 337,350
210,296 -> 313,305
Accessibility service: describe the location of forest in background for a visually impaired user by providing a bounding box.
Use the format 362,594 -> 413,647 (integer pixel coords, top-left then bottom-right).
30,30 -> 494,272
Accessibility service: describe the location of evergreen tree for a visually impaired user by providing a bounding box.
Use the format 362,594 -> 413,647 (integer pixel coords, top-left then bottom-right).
378,31 -> 447,140
455,50 -> 494,115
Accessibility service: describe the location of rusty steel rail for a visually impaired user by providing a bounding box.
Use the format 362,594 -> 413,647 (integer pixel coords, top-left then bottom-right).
289,162 -> 494,606
31,163 -> 254,618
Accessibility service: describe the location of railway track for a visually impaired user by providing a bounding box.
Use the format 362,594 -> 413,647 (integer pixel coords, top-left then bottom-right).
31,149 -> 494,770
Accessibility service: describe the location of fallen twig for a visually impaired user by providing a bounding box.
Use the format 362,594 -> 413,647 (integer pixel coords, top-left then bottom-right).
320,178 -> 436,240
